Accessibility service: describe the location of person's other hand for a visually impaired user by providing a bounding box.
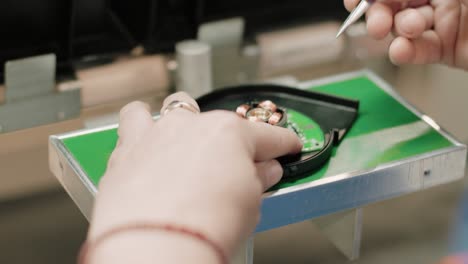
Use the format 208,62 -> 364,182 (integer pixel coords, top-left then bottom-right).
344,0 -> 468,70
87,93 -> 302,258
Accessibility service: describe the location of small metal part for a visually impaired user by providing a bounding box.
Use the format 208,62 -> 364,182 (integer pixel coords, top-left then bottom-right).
236,101 -> 288,127
259,100 -> 277,112
247,115 -> 264,123
236,104 -> 251,117
268,112 -> 283,126
246,107 -> 273,122
236,100 -> 288,127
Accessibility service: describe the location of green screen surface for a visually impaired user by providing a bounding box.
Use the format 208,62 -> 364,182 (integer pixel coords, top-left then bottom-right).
62,76 -> 453,188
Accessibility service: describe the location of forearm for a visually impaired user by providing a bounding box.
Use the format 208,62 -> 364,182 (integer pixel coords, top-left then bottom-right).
87,230 -> 220,264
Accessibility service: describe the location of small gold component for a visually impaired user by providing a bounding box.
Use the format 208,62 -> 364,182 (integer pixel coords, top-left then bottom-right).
247,115 -> 264,122
236,100 -> 286,126
246,108 -> 273,122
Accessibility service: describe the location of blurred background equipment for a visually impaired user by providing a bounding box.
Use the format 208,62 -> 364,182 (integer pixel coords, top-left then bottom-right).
0,0 -> 467,264
175,40 -> 213,97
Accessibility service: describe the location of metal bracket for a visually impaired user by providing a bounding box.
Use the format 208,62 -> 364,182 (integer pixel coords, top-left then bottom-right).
232,236 -> 254,264
313,208 -> 363,261
232,208 -> 363,264
198,17 -> 259,88
0,54 -> 81,133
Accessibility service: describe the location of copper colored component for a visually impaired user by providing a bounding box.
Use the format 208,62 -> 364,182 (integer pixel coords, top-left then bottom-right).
258,100 -> 277,112
236,104 -> 251,117
268,112 -> 283,125
246,108 -> 273,122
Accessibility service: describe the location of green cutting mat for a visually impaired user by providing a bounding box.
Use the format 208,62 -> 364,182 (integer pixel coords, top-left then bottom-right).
62,75 -> 453,190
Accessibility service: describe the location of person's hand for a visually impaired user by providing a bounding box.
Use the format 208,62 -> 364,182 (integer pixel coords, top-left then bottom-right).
86,93 -> 302,262
344,0 -> 468,70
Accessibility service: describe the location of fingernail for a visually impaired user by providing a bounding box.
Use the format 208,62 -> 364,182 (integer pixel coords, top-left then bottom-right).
296,140 -> 304,153
266,161 -> 283,187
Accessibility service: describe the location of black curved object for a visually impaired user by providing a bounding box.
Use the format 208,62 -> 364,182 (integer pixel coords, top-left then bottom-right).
197,84 -> 359,178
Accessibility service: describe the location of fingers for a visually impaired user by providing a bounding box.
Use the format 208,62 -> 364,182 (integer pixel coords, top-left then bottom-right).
394,7 -> 432,39
246,122 -> 303,162
161,92 -> 200,117
118,101 -> 153,147
345,0 -> 433,40
431,0 -> 462,66
255,160 -> 283,191
344,0 -> 360,12
343,0 -> 442,66
366,2 -> 394,39
415,5 -> 434,28
389,31 -> 442,64
389,37 -> 415,64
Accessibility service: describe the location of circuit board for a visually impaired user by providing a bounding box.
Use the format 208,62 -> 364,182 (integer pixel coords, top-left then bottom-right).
286,109 -> 325,153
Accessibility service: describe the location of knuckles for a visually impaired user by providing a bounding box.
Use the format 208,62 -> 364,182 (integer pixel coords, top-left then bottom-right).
206,111 -> 245,136
154,109 -> 250,149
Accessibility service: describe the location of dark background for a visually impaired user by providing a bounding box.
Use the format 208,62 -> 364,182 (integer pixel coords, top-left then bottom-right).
0,0 -> 347,81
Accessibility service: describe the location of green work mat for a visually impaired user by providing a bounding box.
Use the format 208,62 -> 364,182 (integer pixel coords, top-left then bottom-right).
62,75 -> 454,190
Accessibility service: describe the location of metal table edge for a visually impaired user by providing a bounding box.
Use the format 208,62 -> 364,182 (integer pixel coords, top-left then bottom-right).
49,135 -> 96,220
256,145 -> 467,232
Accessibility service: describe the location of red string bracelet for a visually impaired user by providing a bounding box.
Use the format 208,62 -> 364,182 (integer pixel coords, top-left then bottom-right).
78,222 -> 228,264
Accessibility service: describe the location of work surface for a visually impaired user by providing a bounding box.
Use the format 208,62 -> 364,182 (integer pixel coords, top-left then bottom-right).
49,70 -> 466,232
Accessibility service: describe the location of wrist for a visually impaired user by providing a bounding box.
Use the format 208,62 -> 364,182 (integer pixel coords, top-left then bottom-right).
89,183 -> 251,257
85,226 -> 222,264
